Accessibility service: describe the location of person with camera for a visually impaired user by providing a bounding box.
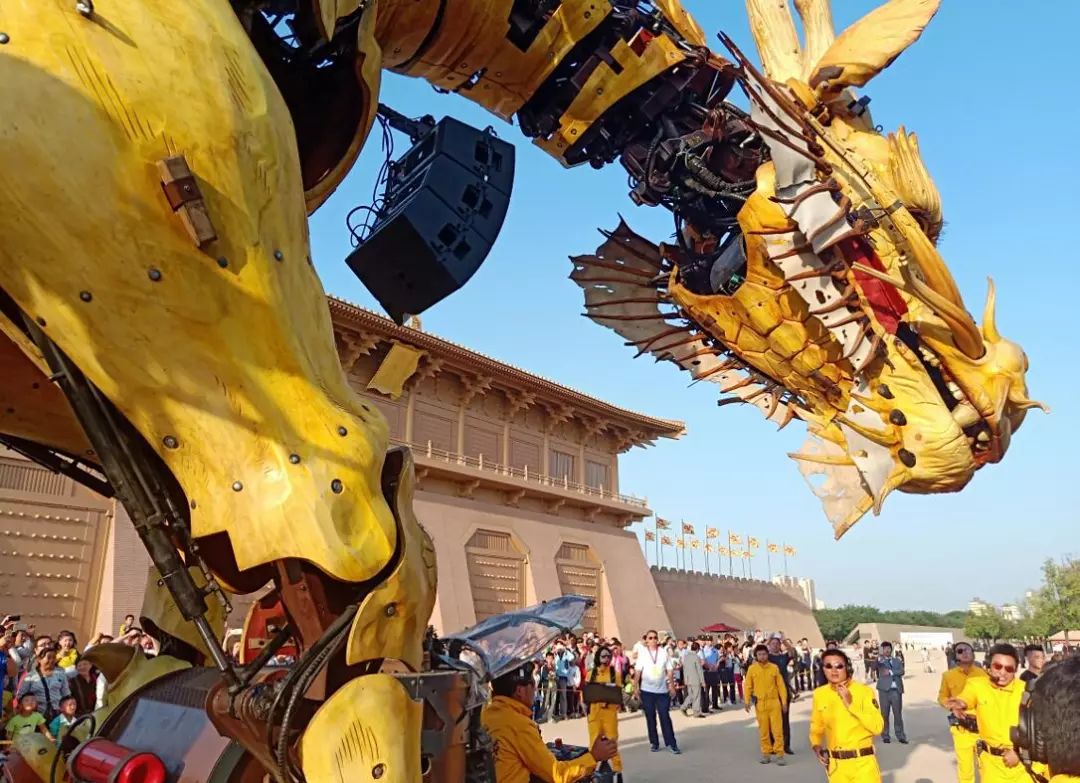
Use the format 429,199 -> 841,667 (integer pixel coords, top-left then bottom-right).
584,646 -> 625,783
937,641 -> 988,783
810,649 -> 884,783
482,661 -> 617,783
1015,654 -> 1080,782
945,643 -> 1026,782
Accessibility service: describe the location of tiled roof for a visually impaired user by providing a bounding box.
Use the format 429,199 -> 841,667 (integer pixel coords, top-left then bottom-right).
328,296 -> 686,440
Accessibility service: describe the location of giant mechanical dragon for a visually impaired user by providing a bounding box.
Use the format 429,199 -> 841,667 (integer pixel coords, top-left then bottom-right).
0,0 -> 1044,780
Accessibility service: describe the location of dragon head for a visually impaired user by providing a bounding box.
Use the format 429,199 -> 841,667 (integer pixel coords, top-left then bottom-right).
731,0 -> 1047,530
573,0 -> 1045,539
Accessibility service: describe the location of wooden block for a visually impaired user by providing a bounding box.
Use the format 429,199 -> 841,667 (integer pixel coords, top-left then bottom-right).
157,155 -> 217,247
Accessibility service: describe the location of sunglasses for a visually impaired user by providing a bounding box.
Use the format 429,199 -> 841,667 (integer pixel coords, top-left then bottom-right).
600,655 -> 612,660
645,635 -> 658,640
956,648 -> 973,655
822,663 -> 847,670
990,662 -> 1016,673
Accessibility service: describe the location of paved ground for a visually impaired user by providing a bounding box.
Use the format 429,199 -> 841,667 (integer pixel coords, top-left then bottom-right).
545,656 -> 963,782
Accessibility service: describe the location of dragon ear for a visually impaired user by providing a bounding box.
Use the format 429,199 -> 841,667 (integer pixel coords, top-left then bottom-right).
808,0 -> 940,94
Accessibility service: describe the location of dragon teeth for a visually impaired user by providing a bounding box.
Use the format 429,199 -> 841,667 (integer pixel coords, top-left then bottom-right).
951,402 -> 980,428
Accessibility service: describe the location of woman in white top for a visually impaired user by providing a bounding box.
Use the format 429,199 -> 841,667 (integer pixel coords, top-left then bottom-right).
632,629 -> 681,754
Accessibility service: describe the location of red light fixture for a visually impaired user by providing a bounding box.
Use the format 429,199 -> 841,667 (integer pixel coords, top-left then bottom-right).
67,738 -> 166,783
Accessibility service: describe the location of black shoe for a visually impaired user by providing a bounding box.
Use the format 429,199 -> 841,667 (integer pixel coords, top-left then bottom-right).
650,745 -> 659,753
784,747 -> 794,755
898,738 -> 909,744
883,737 -> 891,744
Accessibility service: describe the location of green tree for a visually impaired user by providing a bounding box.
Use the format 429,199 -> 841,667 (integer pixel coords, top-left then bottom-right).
813,605 -> 973,642
813,605 -> 882,641
964,609 -> 1005,642
1029,558 -> 1080,644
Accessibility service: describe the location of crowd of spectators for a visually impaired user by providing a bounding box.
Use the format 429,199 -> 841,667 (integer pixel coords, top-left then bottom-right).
0,613 -> 158,748
528,627 -> 823,725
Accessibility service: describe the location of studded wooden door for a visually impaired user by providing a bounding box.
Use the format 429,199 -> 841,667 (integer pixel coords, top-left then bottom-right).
556,543 -> 601,635
465,529 -> 524,624
0,450 -> 111,641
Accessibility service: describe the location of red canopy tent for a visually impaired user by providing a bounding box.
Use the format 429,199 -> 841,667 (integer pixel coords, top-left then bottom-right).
701,622 -> 741,633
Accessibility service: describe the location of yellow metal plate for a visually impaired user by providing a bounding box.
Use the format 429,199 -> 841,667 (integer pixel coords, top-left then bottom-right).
0,0 -> 394,584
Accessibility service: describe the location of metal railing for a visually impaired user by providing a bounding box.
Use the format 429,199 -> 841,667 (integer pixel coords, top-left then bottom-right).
390,438 -> 648,508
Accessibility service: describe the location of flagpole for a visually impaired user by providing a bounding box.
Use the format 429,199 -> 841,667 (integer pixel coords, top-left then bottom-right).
746,532 -> 753,579
783,544 -> 789,577
767,541 -> 773,581
654,518 -> 659,567
727,530 -> 733,576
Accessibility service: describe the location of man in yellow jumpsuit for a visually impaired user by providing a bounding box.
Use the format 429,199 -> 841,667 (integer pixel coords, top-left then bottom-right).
1019,655 -> 1080,783
945,643 -> 1026,783
938,641 -> 988,783
585,648 -> 624,781
744,643 -> 789,765
810,649 -> 884,783
482,662 -> 617,783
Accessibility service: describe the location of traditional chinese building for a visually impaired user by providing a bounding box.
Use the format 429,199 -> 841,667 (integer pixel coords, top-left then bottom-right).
0,298 -> 682,641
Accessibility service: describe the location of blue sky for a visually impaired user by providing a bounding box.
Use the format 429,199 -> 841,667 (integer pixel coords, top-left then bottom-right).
309,1 -> 1079,612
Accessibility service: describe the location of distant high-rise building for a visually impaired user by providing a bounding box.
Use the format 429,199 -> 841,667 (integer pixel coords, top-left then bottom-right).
773,575 -> 817,609
1001,603 -> 1023,621
969,598 -> 992,616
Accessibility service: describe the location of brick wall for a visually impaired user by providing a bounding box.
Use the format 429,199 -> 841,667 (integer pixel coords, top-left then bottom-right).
650,567 -> 824,646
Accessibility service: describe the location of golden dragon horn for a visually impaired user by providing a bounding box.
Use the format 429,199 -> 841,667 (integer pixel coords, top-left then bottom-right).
853,263 -> 985,360
982,276 -> 1001,343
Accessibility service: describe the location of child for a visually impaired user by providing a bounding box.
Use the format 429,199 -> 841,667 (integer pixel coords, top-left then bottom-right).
46,696 -> 77,745
5,694 -> 45,739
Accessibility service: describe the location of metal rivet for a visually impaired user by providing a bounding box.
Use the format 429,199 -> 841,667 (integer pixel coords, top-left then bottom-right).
288,454 -> 301,464
331,479 -> 343,494
79,291 -> 92,302
148,267 -> 162,282
877,384 -> 894,399
163,436 -> 179,449
372,764 -> 385,779
273,250 -> 284,261
217,257 -> 229,268
337,426 -> 348,437
190,499 -> 197,509
888,410 -> 907,426
384,603 -> 397,617
0,33 -> 9,45
898,449 -> 916,468
76,0 -> 94,17
232,481 -> 243,492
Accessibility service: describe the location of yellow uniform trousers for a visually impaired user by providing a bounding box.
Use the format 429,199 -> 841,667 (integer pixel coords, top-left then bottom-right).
977,751 -> 1029,783
587,704 -> 622,773
755,697 -> 784,756
825,754 -> 881,783
949,726 -> 980,783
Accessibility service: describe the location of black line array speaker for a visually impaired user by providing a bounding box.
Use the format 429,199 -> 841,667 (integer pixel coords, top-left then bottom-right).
346,117 -> 515,323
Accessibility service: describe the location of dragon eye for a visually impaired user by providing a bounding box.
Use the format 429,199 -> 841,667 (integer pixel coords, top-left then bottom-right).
908,207 -> 940,244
